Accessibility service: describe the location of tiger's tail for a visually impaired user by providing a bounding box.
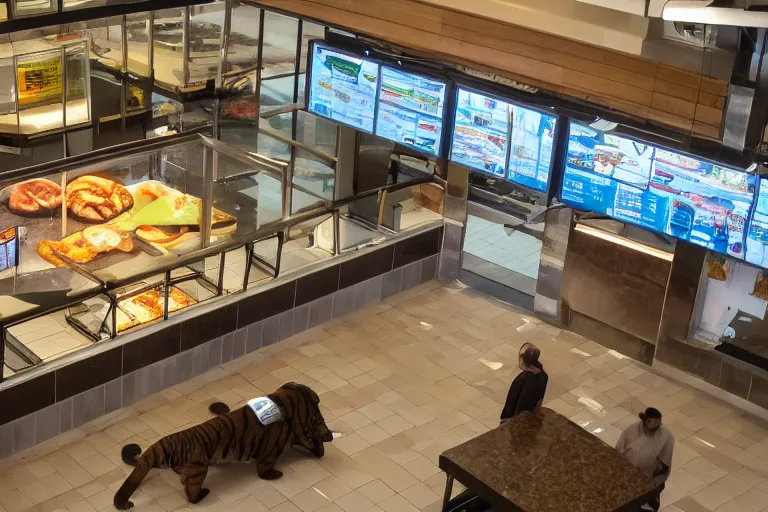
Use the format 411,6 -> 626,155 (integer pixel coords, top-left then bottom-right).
114,444 -> 159,510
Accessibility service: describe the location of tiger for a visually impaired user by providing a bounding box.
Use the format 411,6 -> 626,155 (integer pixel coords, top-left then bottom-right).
113,382 -> 333,510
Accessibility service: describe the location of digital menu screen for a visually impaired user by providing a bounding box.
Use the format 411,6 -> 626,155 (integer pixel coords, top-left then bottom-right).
562,121 -> 753,259
508,106 -> 557,192
451,89 -> 510,178
375,67 -> 447,156
0,227 -> 17,272
308,43 -> 379,133
747,179 -> 768,267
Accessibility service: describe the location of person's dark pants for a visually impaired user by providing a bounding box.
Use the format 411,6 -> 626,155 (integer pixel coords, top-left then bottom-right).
647,483 -> 664,512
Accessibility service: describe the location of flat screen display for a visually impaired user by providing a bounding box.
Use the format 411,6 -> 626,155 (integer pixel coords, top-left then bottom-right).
451,89 -> 510,178
375,66 -> 447,156
747,179 -> 768,267
0,227 -> 17,272
507,106 -> 557,192
562,122 -> 753,259
308,43 -> 379,133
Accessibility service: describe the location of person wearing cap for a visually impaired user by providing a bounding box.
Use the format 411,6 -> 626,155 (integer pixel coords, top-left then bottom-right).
615,408 -> 675,512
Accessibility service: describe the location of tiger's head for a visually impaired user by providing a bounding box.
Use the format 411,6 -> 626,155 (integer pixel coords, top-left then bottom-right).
272,382 -> 333,458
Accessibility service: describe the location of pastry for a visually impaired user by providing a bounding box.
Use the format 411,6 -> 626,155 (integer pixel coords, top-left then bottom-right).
116,287 -> 196,332
66,175 -> 134,222
135,225 -> 193,248
38,226 -> 134,267
6,179 -> 62,216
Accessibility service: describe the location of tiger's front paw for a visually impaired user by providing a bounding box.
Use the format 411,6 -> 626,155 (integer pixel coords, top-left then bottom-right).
259,469 -> 283,480
190,488 -> 210,504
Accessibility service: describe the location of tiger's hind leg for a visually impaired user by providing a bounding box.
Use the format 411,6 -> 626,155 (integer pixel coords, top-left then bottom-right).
257,454 -> 283,480
180,463 -> 210,504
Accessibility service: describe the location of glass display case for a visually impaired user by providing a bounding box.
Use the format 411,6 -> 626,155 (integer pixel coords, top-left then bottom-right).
0,133 -> 292,372
0,36 -> 91,138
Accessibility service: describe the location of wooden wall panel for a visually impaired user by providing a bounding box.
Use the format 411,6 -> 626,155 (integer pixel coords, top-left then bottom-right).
255,0 -> 727,139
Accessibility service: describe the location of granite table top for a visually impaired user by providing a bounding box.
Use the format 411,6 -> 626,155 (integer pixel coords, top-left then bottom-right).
438,408 -> 657,512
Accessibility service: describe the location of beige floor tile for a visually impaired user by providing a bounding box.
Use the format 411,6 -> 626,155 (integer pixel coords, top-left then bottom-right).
400,482 -> 440,509
357,403 -> 394,423
402,457 -> 441,482
311,477 -> 352,502
290,488 -> 331,512
691,486 -> 733,511
337,412 -> 372,431
332,434 -> 370,456
271,502 -> 302,512
378,494 -> 420,512
333,490 -> 374,512
357,480 -> 395,504
356,424 -> 391,445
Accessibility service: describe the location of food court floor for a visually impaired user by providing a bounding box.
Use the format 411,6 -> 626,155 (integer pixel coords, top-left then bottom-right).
2,282 -> 768,512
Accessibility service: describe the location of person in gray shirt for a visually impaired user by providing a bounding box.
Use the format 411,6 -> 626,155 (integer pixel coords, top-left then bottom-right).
616,408 -> 674,512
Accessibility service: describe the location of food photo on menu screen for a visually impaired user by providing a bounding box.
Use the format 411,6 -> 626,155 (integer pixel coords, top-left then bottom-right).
507,106 -> 557,192
561,123 -> 661,231
650,149 -> 752,259
374,66 -> 446,156
308,43 -> 379,133
746,179 -> 768,267
562,121 -> 753,259
451,89 -> 510,178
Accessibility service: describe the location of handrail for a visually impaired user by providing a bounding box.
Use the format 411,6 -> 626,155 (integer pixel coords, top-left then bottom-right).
199,134 -> 288,180
0,131 -> 205,183
258,124 -> 338,165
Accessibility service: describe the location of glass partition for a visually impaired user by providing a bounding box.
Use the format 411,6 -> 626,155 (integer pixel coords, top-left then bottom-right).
126,12 -> 151,77
224,2 -> 260,77
262,11 -> 298,79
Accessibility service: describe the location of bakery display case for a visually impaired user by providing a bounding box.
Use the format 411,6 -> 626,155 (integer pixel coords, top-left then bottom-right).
0,36 -> 91,138
0,133 -> 292,371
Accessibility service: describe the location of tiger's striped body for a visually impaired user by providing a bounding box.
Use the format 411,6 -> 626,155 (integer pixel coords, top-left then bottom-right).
113,383 -> 332,510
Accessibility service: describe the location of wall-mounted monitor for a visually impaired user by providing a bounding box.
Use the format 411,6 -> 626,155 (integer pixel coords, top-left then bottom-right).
450,88 -> 510,178
746,179 -> 768,267
307,42 -> 380,133
507,105 -> 557,192
0,226 -> 18,272
562,121 -> 754,260
374,66 -> 447,156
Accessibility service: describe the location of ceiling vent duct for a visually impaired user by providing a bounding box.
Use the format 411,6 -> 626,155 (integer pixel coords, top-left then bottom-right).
663,1 -> 768,28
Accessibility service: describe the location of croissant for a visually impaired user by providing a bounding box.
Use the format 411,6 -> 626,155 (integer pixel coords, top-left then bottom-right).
66,175 -> 134,222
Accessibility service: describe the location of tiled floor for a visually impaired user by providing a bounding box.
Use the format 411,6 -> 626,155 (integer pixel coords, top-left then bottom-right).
3,282 -> 768,512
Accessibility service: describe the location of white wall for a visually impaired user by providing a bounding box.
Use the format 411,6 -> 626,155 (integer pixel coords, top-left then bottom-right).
697,260 -> 768,338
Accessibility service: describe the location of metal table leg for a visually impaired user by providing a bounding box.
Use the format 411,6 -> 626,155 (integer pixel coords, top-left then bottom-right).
442,474 -> 454,509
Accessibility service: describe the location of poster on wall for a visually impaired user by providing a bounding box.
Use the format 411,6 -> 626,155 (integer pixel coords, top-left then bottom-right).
374,66 -> 447,156
308,43 -> 379,133
752,270 -> 768,301
450,88 -> 510,178
706,253 -> 730,282
562,121 -> 754,260
507,106 -> 557,192
0,226 -> 18,272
